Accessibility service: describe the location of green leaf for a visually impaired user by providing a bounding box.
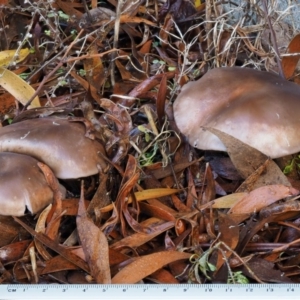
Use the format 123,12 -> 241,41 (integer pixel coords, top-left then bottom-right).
283,159 -> 295,174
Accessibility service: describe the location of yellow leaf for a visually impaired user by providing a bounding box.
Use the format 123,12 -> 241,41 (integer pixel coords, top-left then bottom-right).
100,188 -> 181,213
0,67 -> 40,108
195,0 -> 202,8
212,193 -> 246,209
134,188 -> 181,200
0,49 -> 30,67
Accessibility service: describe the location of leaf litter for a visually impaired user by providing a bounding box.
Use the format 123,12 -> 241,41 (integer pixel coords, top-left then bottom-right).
0,0 -> 300,285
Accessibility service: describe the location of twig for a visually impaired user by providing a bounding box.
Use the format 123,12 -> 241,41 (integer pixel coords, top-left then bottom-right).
23,29 -> 85,109
111,0 -> 124,86
262,0 -> 285,78
205,0 -> 213,55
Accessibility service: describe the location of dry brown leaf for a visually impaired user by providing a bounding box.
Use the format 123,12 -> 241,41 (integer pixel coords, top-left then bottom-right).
282,33 -> 300,79
115,59 -> 133,80
128,72 -> 175,99
146,198 -> 178,215
229,184 -> 299,215
215,212 -> 239,271
0,240 -> 31,265
186,168 -> 197,209
0,216 -> 29,247
56,0 -> 82,19
120,15 -> 156,26
218,212 -> 239,249
71,246 -> 130,267
139,202 -> 176,221
70,69 -> 89,91
200,163 -> 216,205
205,127 -> 291,190
34,204 -> 53,260
151,160 -> 198,180
110,217 -> 174,251
40,255 -> 79,275
148,268 -> 179,283
0,93 -> 15,114
139,39 -> 152,54
242,257 -> 292,283
79,7 -> 115,28
61,198 -> 90,216
114,155 -> 141,235
83,44 -> 106,101
171,194 -> 191,212
111,251 -> 191,283
156,73 -> 167,126
13,216 -> 90,273
76,181 -> 111,283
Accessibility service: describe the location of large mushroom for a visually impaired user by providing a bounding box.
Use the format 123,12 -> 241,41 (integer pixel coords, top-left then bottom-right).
0,118 -> 107,179
173,67 -> 300,158
0,152 -> 64,216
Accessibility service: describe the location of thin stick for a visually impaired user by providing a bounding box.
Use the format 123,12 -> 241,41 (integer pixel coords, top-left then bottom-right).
111,0 -> 124,86
262,0 -> 285,78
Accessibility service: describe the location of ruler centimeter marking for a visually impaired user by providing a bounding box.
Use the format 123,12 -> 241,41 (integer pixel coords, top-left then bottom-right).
0,284 -> 299,300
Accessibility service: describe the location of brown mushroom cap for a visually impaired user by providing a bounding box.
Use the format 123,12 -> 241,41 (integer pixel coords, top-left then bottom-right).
0,118 -> 107,179
0,152 -> 55,216
173,67 -> 300,158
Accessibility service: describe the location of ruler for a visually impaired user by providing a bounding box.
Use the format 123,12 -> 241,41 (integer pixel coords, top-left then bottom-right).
0,284 -> 299,300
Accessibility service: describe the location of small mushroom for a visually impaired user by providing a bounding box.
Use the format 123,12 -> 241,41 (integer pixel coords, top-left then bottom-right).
0,152 -> 63,216
0,118 -> 107,179
173,67 -> 300,158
